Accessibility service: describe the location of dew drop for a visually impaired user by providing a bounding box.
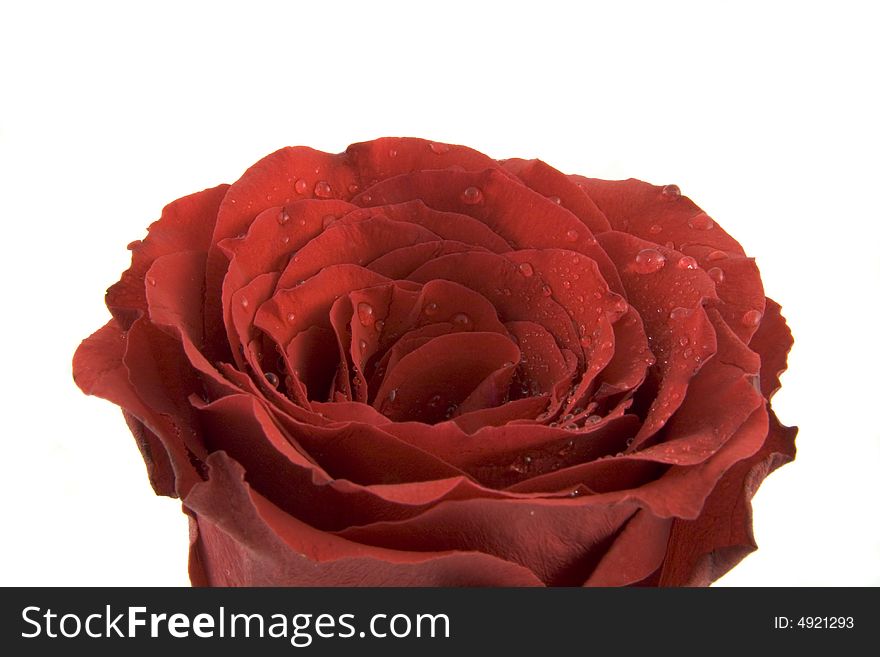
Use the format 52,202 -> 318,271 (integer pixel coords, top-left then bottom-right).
280,235 -> 290,245
679,336 -> 690,347
706,250 -> 728,262
461,186 -> 483,205
388,388 -> 398,402
548,195 -> 562,205
286,312 -> 296,322
278,208 -> 290,225
356,301 -> 375,327
444,404 -> 458,419
146,276 -> 156,286
518,262 -> 534,277
361,193 -> 373,203
427,394 -> 441,408
424,301 -> 439,316
669,306 -> 691,320
662,184 -> 681,199
314,181 -> 332,198
358,338 -> 367,354
240,296 -> 249,308
564,229 -> 579,242
648,223 -> 663,234
388,148 -> 398,158
429,141 -> 450,154
683,347 -> 694,358
634,248 -> 667,274
687,212 -> 714,230
677,255 -> 699,270
541,285 -> 553,297
451,312 -> 472,328
294,178 -> 308,194
264,372 -> 279,387
562,280 -> 572,289
708,267 -> 725,284
374,319 -> 385,333
742,309 -> 763,327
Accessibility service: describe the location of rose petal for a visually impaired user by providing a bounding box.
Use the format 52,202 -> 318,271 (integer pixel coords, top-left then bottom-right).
502,158 -> 612,234
186,452 -> 544,585
107,185 -> 228,330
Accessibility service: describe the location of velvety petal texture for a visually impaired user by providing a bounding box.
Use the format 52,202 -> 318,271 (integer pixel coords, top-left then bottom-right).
73,137 -> 796,587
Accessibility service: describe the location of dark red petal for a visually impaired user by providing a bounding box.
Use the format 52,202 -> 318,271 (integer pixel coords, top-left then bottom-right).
373,332 -> 520,423
72,320 -> 201,497
681,245 -> 766,344
502,158 -> 612,234
572,176 -> 747,256
385,415 -> 635,487
336,495 -> 638,586
366,240 -> 486,279
408,251 -> 581,357
185,452 -> 544,586
355,168 -> 625,295
346,137 -> 500,187
107,185 -> 228,329
378,200 -> 512,253
505,320 -> 576,400
598,231 -> 719,446
255,264 -> 390,347
593,308 -> 653,401
583,509 -> 673,586
658,410 -> 797,585
276,216 -> 437,289
218,198 -> 356,358
748,297 -> 794,399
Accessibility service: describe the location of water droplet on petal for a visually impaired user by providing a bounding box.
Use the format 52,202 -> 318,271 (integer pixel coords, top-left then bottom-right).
429,141 -> 450,154
707,250 -> 728,262
742,309 -> 763,327
388,148 -> 398,158
286,312 -> 296,322
361,193 -> 373,203
679,336 -> 690,346
358,338 -> 367,354
388,388 -> 398,402
662,184 -> 681,199
424,301 -> 439,316
548,195 -> 562,204
541,285 -> 553,297
669,306 -> 692,320
294,178 -> 308,194
281,234 -> 290,245
564,229 -> 579,242
451,312 -> 472,328
687,212 -> 714,230
708,267 -> 725,284
146,276 -> 156,286
357,301 -> 374,326
677,255 -> 699,270
374,319 -> 385,333
634,248 -> 667,274
461,186 -> 483,204
278,208 -> 290,225
648,223 -> 663,234
314,181 -> 332,198
518,262 -> 534,277
265,372 -> 279,387
683,347 -> 694,358
444,404 -> 458,419
240,296 -> 249,308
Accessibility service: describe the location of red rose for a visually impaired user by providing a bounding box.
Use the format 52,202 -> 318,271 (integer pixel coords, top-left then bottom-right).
73,137 -> 795,586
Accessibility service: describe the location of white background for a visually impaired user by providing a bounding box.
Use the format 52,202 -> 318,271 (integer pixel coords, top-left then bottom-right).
1,0 -> 877,586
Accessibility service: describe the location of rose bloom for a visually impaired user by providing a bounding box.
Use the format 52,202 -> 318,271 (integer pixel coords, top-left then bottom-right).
73,138 -> 795,586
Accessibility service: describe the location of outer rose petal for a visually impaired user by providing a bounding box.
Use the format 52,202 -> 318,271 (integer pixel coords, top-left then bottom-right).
658,410 -> 797,586
186,451 -> 545,586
